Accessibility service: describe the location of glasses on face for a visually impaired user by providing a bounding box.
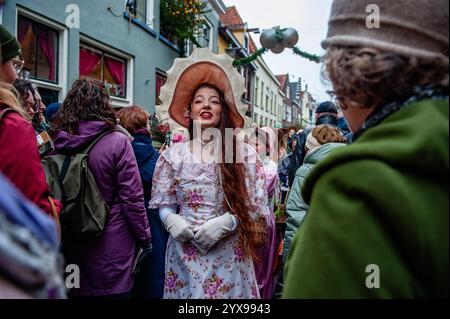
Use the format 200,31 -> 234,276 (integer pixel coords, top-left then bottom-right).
12,57 -> 25,75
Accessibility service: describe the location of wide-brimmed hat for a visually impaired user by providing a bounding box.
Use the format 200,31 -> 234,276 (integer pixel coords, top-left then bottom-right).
322,0 -> 449,65
157,48 -> 250,134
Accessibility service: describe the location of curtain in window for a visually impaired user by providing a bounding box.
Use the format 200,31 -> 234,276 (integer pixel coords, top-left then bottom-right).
18,17 -> 32,43
104,57 -> 125,93
155,73 -> 166,101
79,47 -> 101,77
36,26 -> 56,81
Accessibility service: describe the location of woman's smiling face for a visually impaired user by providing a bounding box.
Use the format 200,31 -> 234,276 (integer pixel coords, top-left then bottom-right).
190,86 -> 222,130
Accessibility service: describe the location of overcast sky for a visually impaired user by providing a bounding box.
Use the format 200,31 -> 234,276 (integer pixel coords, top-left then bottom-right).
223,0 -> 333,102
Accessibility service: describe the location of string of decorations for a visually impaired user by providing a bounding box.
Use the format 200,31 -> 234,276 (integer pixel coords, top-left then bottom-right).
233,48 -> 268,67
292,46 -> 321,63
233,27 -> 321,66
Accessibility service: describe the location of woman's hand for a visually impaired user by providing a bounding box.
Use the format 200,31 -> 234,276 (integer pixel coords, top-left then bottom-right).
164,214 -> 195,242
193,213 -> 237,250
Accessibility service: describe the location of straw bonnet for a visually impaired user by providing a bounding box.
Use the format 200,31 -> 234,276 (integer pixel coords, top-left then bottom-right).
322,0 -> 449,65
157,48 -> 251,135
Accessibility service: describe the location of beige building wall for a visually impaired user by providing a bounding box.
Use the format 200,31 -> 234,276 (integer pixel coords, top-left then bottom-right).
252,56 -> 282,128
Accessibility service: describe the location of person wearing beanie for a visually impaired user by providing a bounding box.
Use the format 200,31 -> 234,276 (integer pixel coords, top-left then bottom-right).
0,25 -> 23,84
44,102 -> 61,125
284,0 -> 449,298
315,101 -> 339,126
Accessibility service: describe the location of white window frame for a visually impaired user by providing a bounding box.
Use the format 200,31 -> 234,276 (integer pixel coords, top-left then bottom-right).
16,7 -> 69,102
80,36 -> 134,108
146,0 -> 155,29
125,0 -> 155,29
199,18 -> 214,51
244,34 -> 250,53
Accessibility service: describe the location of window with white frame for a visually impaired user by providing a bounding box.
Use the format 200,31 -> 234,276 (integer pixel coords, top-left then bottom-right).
79,42 -> 131,100
17,11 -> 67,106
18,15 -> 59,83
198,18 -> 213,50
260,82 -> 264,109
274,95 -> 278,115
244,34 -> 249,53
127,0 -> 155,29
254,77 -> 259,106
270,91 -> 274,114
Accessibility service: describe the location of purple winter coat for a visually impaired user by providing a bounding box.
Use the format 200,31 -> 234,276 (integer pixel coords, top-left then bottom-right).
53,121 -> 151,296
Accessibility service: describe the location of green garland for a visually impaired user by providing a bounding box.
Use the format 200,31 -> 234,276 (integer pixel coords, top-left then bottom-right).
233,48 -> 268,67
292,46 -> 321,63
233,46 -> 321,67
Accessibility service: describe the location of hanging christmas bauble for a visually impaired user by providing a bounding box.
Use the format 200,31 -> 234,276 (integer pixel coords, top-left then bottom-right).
270,43 -> 285,54
281,28 -> 299,48
260,29 -> 279,49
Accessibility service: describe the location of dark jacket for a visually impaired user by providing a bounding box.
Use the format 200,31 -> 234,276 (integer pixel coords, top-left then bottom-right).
131,129 -> 160,204
53,121 -> 151,296
130,129 -> 168,299
288,129 -> 311,189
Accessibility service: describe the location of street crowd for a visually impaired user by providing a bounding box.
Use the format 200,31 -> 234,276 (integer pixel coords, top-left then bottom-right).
0,0 -> 448,299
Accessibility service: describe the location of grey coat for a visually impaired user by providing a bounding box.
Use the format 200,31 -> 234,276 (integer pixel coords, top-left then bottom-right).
283,143 -> 346,261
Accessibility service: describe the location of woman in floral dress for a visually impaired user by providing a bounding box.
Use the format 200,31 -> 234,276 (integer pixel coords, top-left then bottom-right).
149,48 -> 268,299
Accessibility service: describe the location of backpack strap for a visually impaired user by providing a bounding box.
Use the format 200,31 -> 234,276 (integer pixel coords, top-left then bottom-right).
58,129 -> 117,200
58,156 -> 72,202
82,129 -> 118,154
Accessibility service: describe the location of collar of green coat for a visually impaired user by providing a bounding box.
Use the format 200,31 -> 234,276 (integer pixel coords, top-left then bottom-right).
302,98 -> 449,204
304,143 -> 347,165
353,85 -> 448,142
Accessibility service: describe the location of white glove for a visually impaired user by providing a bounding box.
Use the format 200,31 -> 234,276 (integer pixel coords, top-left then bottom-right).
193,212 -> 238,250
164,213 -> 195,243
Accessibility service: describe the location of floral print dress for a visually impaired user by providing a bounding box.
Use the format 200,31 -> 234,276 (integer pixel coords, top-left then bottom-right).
149,141 -> 267,299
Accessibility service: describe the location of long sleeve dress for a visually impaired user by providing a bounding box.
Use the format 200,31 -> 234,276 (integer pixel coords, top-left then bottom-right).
149,141 -> 267,299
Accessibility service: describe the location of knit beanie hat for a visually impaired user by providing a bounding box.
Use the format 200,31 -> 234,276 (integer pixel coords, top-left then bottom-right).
45,102 -> 61,123
306,132 -> 322,155
0,25 -> 21,63
322,0 -> 449,65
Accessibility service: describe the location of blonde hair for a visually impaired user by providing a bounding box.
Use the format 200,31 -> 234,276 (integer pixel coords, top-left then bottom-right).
312,125 -> 346,145
0,83 -> 29,119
